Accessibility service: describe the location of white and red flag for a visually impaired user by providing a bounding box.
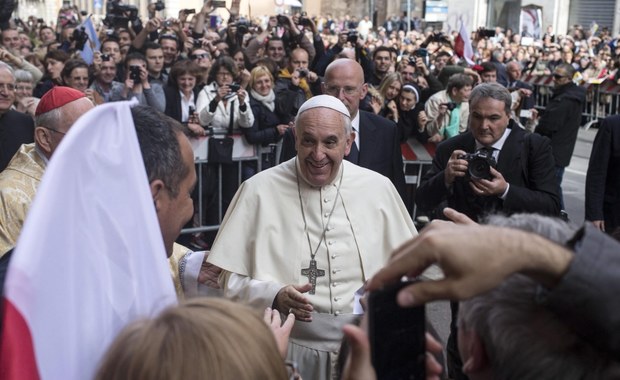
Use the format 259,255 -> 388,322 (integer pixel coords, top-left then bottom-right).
454,19 -> 475,66
0,100 -> 177,379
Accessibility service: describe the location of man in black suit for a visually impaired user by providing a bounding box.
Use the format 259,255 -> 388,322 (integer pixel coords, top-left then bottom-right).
280,58 -> 406,199
416,82 -> 560,380
586,115 -> 620,234
416,82 -> 560,220
0,63 -> 34,172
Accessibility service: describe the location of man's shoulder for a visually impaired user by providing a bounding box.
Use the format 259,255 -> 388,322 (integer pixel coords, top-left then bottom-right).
344,160 -> 393,187
243,159 -> 297,189
359,111 -> 396,133
428,90 -> 448,103
1,109 -> 34,126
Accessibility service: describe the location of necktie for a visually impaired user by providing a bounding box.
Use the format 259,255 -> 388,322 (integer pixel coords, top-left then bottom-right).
478,146 -> 495,160
347,140 -> 359,164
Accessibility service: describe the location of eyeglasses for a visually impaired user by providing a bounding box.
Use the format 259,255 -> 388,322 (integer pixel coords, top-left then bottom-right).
191,53 -> 210,60
216,71 -> 232,78
0,83 -> 16,92
552,73 -> 566,79
324,85 -> 360,96
41,126 -> 66,135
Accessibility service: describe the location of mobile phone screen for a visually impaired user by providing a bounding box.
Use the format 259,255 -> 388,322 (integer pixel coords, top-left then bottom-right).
368,281 -> 426,380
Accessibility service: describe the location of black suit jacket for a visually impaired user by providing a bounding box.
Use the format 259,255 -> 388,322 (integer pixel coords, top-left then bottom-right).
509,79 -> 535,110
585,115 -> 620,230
0,110 -> 34,172
416,122 -> 560,221
280,110 -> 406,200
164,86 -> 201,123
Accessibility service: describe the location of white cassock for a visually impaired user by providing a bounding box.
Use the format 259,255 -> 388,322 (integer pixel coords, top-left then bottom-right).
208,158 -> 417,380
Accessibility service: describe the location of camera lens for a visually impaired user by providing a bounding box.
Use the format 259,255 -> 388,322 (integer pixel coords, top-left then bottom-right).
468,157 -> 491,180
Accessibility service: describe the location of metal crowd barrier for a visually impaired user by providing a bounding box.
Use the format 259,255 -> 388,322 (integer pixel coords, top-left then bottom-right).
180,135 -> 263,237
523,74 -> 620,129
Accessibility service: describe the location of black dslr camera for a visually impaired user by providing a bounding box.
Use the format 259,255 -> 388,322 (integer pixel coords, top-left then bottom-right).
458,152 -> 496,180
229,83 -> 241,93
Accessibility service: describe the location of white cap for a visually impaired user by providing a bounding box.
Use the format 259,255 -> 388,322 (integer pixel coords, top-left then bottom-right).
296,95 -> 351,119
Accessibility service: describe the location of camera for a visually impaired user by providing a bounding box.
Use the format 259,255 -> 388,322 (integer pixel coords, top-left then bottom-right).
297,68 -> 308,78
193,38 -> 202,47
229,83 -> 241,93
235,17 -> 250,35
72,26 -> 89,51
276,15 -> 288,26
181,8 -> 195,15
104,0 -> 138,28
441,102 -> 458,112
129,65 -> 141,82
347,30 -> 358,44
458,152 -> 497,180
101,53 -> 111,61
479,28 -> 496,38
154,0 -> 165,11
163,20 -> 172,28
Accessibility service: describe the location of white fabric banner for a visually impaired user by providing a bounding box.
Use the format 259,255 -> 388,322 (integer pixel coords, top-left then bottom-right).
0,100 -> 177,380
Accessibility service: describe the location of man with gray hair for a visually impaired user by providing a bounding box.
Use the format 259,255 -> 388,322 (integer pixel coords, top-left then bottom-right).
416,82 -> 560,379
0,62 -> 35,171
208,94 -> 416,380
458,213 -> 620,380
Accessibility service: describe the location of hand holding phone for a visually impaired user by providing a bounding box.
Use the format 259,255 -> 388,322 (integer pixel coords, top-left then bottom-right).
368,280 -> 426,380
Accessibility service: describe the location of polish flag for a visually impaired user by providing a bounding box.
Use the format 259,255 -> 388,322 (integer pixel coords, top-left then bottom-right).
0,100 -> 177,379
454,21 -> 475,66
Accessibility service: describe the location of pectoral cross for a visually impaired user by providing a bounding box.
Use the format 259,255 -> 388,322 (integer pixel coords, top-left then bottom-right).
301,259 -> 325,295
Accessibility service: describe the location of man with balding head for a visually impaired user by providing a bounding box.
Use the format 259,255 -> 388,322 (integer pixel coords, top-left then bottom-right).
0,86 -> 94,257
209,95 -> 416,380
281,58 -> 406,199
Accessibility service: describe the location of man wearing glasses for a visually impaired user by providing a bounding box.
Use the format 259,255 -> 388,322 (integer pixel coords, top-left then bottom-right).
0,62 -> 34,172
533,63 -> 586,212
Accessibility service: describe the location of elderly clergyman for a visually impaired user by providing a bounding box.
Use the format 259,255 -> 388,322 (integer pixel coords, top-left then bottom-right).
208,95 -> 417,380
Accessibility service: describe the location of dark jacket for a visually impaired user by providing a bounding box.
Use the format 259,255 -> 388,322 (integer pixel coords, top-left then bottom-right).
244,95 -> 286,146
416,121 -> 561,221
0,110 -> 34,172
164,86 -> 202,123
535,82 -> 586,167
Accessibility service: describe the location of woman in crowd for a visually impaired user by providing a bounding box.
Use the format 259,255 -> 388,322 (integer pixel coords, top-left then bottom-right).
34,49 -> 69,98
231,48 -> 251,89
13,70 -> 38,117
244,65 -> 291,170
95,298 -> 290,380
61,59 -> 103,105
377,72 -> 403,122
396,83 -> 427,143
195,56 -> 254,241
164,60 -> 204,136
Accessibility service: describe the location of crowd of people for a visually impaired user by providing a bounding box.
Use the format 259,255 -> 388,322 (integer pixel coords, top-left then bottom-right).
1,1 -> 620,379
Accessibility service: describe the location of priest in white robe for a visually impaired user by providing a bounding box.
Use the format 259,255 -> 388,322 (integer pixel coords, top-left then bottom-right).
207,95 -> 417,380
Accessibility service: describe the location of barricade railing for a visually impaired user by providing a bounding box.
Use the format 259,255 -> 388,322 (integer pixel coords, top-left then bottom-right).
522,74 -> 620,129
180,134 -> 262,238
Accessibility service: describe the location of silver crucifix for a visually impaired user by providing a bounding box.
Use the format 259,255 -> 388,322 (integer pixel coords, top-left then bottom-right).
301,259 -> 325,295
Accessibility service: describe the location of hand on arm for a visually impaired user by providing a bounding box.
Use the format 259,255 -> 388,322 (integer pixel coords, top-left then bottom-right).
468,167 -> 508,197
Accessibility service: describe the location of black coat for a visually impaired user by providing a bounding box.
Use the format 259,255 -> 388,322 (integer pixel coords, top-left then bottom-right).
0,110 -> 34,172
416,121 -> 561,221
243,95 -> 286,146
164,86 -> 202,123
535,82 -> 586,167
585,115 -> 620,231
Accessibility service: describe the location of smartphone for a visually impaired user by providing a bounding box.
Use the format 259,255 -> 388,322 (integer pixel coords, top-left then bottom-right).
212,0 -> 227,8
368,280 -> 426,380
183,8 -> 196,15
519,109 -> 532,118
62,0 -> 71,8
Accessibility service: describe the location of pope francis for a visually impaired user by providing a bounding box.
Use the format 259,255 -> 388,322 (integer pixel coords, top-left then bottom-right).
207,95 -> 417,380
